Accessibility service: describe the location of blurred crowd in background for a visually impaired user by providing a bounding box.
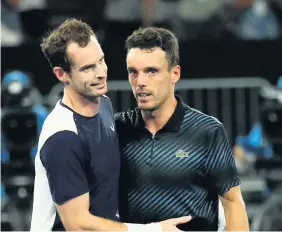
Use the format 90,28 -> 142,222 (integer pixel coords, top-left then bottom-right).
1,0 -> 282,231
2,0 -> 282,47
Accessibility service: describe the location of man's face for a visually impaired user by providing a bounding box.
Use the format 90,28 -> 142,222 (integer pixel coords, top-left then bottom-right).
66,36 -> 108,100
127,47 -> 179,111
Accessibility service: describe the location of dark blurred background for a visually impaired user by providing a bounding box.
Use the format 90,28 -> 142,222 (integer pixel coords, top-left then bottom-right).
1,0 -> 282,230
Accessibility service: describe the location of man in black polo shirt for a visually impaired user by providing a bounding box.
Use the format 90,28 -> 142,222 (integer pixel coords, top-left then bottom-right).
115,27 -> 249,231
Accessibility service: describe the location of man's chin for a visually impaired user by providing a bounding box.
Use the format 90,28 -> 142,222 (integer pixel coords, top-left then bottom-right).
83,90 -> 108,101
138,104 -> 157,112
97,88 -> 108,96
89,88 -> 108,97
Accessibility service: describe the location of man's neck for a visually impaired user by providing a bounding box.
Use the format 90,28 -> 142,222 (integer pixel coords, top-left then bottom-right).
62,88 -> 100,117
142,96 -> 177,135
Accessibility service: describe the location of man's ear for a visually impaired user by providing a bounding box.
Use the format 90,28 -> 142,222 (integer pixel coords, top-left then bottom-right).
171,65 -> 180,84
53,67 -> 70,85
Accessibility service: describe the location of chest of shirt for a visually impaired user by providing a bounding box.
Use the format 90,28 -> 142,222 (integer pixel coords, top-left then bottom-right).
120,132 -> 209,188
76,118 -> 120,179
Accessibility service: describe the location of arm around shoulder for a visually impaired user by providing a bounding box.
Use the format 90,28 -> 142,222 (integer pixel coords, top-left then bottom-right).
56,192 -> 127,231
41,131 -> 128,230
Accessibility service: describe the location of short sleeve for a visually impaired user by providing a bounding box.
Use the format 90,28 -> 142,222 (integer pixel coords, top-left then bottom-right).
40,131 -> 89,204
205,124 -> 240,196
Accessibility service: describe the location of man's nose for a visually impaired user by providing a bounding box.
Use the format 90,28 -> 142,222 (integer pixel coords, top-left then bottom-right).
96,64 -> 107,80
136,74 -> 148,87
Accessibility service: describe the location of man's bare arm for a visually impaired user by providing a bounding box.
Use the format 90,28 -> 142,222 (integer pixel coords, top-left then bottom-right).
56,192 -> 126,231
219,185 -> 249,231
57,192 -> 191,231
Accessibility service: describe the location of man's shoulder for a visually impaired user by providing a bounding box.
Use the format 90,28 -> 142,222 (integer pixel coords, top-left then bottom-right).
184,106 -> 223,133
43,102 -> 77,131
101,95 -> 111,104
38,102 -> 79,150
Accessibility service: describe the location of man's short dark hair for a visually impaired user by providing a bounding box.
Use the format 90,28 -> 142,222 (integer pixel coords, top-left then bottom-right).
125,27 -> 179,69
40,18 -> 96,72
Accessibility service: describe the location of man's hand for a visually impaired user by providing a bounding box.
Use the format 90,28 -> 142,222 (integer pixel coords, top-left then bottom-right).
159,216 -> 192,231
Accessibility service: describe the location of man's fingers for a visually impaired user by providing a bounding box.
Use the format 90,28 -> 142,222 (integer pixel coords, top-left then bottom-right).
170,216 -> 192,225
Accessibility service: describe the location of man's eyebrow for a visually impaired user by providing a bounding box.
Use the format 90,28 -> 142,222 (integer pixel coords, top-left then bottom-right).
127,66 -> 159,71
144,66 -> 159,71
127,67 -> 136,71
78,55 -> 105,72
79,64 -> 96,72
99,55 -> 105,62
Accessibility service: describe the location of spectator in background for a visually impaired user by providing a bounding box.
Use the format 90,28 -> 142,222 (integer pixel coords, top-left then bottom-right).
1,0 -> 46,47
1,0 -> 25,46
103,0 -> 178,41
175,0 -> 223,39
173,0 -> 282,40
233,123 -> 273,175
18,0 -> 46,11
236,0 -> 280,40
46,0 -> 105,33
222,0 -> 280,40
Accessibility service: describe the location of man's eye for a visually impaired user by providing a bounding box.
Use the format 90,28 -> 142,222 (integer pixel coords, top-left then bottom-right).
84,66 -> 95,72
148,69 -> 157,74
129,70 -> 137,75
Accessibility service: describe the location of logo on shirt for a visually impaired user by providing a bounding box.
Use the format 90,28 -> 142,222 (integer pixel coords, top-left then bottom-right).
175,150 -> 189,157
110,123 -> 115,131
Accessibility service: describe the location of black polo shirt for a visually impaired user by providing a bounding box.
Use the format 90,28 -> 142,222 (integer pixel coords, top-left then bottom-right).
114,95 -> 240,231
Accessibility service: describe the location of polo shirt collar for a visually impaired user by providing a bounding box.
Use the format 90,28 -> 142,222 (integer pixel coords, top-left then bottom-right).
134,95 -> 189,132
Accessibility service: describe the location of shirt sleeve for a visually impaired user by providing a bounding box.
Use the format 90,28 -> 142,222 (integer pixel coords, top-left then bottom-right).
40,131 -> 89,204
205,124 -> 240,196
